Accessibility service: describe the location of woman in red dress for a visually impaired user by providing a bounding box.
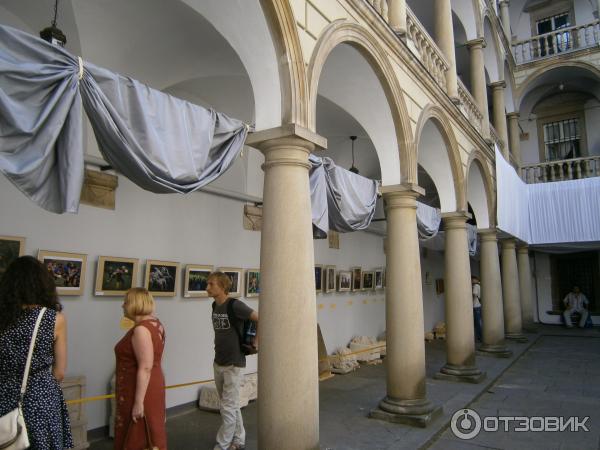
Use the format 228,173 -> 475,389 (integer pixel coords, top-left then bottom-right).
114,288 -> 167,450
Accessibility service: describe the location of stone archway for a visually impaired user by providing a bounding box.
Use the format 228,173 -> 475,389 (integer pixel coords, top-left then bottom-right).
307,20 -> 414,185
415,104 -> 466,212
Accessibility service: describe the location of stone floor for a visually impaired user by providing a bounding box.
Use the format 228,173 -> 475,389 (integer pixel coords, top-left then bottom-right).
89,325 -> 600,450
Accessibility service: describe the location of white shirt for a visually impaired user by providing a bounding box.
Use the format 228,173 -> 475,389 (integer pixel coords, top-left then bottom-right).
472,283 -> 481,308
563,292 -> 589,312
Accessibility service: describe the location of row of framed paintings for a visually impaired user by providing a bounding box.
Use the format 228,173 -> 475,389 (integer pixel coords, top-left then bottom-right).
0,236 -> 258,298
315,265 -> 385,293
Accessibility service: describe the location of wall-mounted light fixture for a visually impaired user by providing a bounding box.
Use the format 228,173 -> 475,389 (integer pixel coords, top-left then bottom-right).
40,0 -> 67,47
349,135 -> 359,174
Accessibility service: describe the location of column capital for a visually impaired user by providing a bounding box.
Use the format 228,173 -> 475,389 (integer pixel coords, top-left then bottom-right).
499,0 -> 510,6
517,244 -> 530,254
381,183 -> 425,197
466,38 -> 486,50
441,211 -> 472,229
506,111 -> 520,119
381,184 -> 425,210
478,228 -> 499,241
489,80 -> 506,90
500,237 -> 517,248
246,123 -> 327,153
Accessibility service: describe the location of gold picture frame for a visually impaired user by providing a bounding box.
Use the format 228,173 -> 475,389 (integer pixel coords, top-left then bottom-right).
0,235 -> 25,277
144,260 -> 180,297
337,270 -> 352,292
184,264 -> 213,298
324,265 -> 336,293
95,256 -> 139,296
218,267 -> 243,297
245,269 -> 260,298
315,265 -> 323,293
362,271 -> 375,290
351,266 -> 362,291
38,250 -> 87,296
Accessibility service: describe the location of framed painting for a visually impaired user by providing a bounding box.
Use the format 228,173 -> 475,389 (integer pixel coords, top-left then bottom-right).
145,260 -> 179,297
338,270 -> 352,292
374,268 -> 384,290
95,256 -> 139,296
362,271 -> 375,290
218,267 -> 243,297
315,265 -> 323,293
351,266 -> 362,291
0,235 -> 25,277
184,264 -> 213,298
38,250 -> 87,296
245,269 -> 260,298
324,265 -> 336,293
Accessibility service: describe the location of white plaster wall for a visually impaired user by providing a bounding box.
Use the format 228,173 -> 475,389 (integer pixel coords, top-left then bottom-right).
533,252 -> 560,324
585,98 -> 600,156
518,118 -> 541,164
0,174 -> 261,430
421,250 -> 447,333
313,232 -> 386,352
314,235 -> 447,352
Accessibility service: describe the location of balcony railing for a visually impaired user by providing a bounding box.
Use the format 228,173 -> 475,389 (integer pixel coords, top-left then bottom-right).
513,20 -> 600,64
489,124 -> 504,152
405,9 -> 449,91
457,79 -> 483,134
521,156 -> 600,183
366,0 -> 388,21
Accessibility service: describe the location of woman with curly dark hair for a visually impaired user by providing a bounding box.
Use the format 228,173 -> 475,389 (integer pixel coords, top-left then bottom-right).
0,255 -> 74,449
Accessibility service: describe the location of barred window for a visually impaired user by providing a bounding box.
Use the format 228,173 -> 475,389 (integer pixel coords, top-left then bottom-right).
543,118 -> 580,161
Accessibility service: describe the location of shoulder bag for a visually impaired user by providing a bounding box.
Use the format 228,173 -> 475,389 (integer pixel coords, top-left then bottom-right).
0,307 -> 46,450
124,417 -> 159,450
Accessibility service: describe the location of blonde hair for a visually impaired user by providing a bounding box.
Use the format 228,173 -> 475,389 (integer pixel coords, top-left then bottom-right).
208,271 -> 231,294
123,287 -> 155,317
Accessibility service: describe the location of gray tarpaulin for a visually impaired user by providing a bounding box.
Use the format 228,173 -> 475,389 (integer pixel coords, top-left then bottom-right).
0,25 -> 247,214
310,155 -> 378,237
416,202 -> 441,240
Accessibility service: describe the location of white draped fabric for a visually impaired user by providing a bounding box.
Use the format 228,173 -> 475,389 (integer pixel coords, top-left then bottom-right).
495,148 -> 531,243
496,148 -> 600,245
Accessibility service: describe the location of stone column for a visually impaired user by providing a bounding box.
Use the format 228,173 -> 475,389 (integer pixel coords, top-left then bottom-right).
435,213 -> 485,383
388,0 -> 407,36
499,0 -> 511,42
490,81 -> 509,159
467,38 -> 490,138
501,238 -> 527,341
434,0 -> 458,100
246,125 -> 326,450
507,112 -> 522,167
478,229 -> 512,358
517,245 -> 535,331
370,185 -> 441,426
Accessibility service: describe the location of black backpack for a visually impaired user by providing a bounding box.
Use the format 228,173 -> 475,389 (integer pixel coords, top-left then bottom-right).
212,298 -> 257,355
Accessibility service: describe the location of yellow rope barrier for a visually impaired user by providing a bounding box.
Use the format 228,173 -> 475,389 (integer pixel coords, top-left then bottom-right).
64,343 -> 387,405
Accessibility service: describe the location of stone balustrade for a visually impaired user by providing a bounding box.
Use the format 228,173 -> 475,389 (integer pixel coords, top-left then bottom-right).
489,124 -> 504,151
521,156 -> 600,183
513,20 -> 600,64
405,9 -> 449,91
457,79 -> 483,134
366,0 -> 389,22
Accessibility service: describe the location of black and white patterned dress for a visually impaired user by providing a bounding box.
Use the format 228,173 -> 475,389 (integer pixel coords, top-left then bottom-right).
0,307 -> 73,450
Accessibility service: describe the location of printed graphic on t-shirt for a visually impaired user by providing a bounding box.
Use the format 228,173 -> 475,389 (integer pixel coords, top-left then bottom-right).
213,312 -> 231,330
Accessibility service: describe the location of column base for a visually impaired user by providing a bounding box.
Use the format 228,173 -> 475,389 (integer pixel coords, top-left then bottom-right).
370,397 -> 442,428
505,332 -> 528,343
434,364 -> 487,384
477,343 -> 513,358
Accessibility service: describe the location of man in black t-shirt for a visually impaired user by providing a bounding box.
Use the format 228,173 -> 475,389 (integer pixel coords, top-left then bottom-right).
207,272 -> 258,450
